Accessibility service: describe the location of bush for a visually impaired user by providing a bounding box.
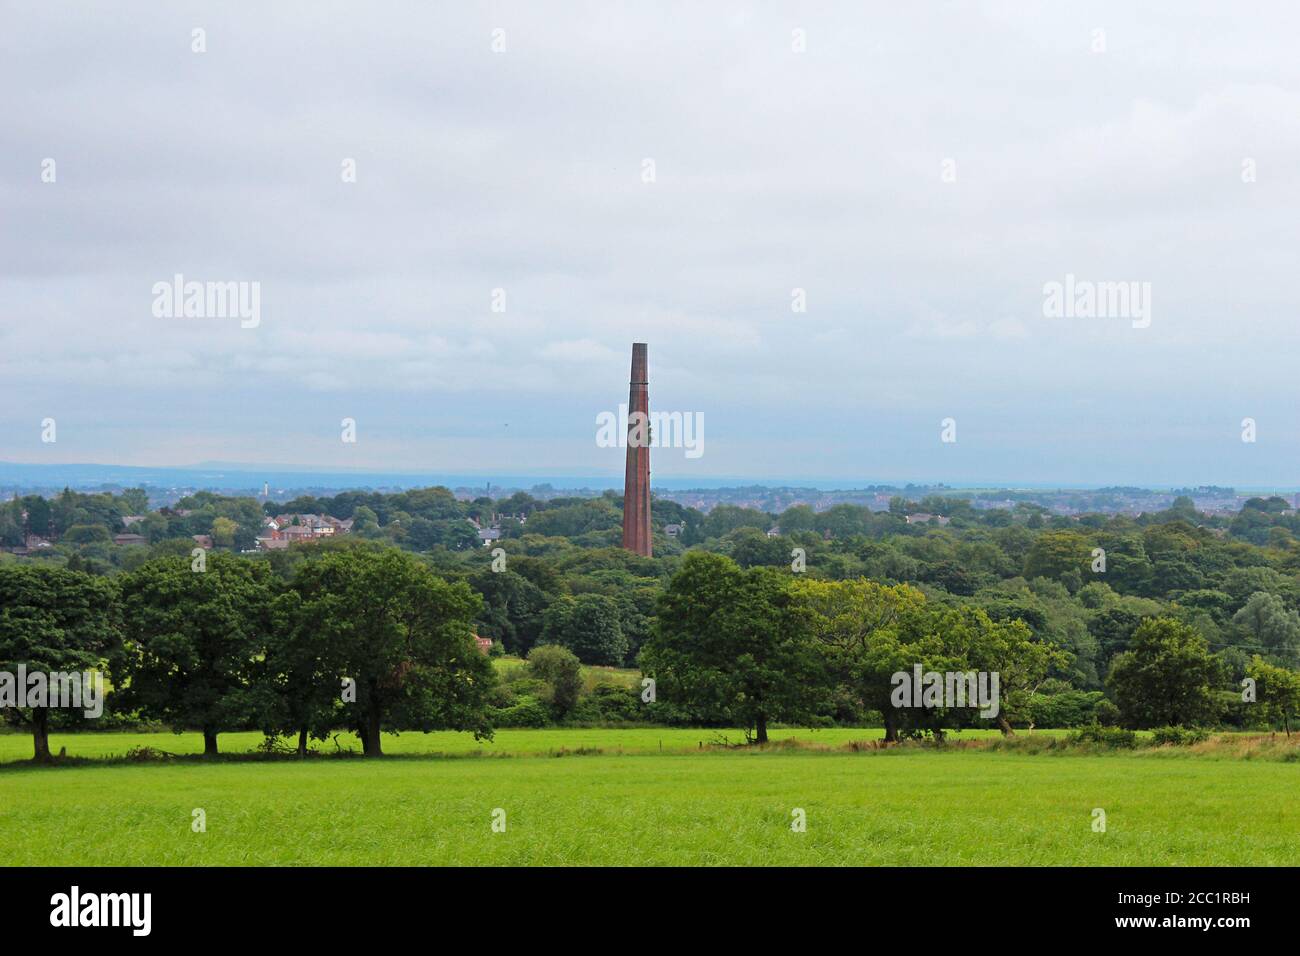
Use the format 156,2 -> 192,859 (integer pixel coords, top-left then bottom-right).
527,644 -> 583,718
1068,724 -> 1137,748
1093,699 -> 1120,727
1028,690 -> 1107,728
568,684 -> 642,724
1150,725 -> 1210,746
490,696 -> 552,728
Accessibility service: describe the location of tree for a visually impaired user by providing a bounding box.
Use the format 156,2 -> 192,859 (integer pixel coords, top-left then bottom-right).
261,584 -> 349,755
1232,592 -> 1300,663
210,516 -> 238,549
0,565 -> 120,760
1107,617 -> 1225,728
799,577 -> 1063,739
471,567 -> 549,656
527,644 -> 582,718
117,555 -> 276,755
795,577 -> 925,741
64,524 -> 112,546
540,593 -> 628,665
120,487 -> 150,515
640,552 -> 824,743
1245,656 -> 1300,735
288,548 -> 495,756
1022,530 -> 1092,583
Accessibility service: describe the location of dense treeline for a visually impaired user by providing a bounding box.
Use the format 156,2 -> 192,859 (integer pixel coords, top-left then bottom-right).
4,486 -> 1300,757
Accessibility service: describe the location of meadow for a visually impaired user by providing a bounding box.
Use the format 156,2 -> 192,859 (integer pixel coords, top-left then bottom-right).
2,728 -> 1297,866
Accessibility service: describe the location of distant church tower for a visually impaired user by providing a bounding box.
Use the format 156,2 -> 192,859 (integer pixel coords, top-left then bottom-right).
621,343 -> 652,556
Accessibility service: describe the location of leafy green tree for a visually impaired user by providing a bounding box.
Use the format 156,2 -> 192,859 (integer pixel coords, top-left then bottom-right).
1232,592 -> 1300,662
64,524 -> 112,546
641,552 -> 824,743
527,644 -> 583,718
117,555 -> 276,755
795,577 -> 925,741
727,527 -> 790,569
1107,617 -> 1225,728
210,516 -> 238,549
261,583 -> 350,754
288,548 -> 494,755
120,487 -> 150,514
540,593 -> 628,666
1245,656 -> 1300,735
1022,530 -> 1092,583
0,565 -> 120,760
471,567 -> 550,655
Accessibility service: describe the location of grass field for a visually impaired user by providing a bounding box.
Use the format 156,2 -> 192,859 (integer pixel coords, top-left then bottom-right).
2,728 -> 1296,865
0,726 -> 1021,763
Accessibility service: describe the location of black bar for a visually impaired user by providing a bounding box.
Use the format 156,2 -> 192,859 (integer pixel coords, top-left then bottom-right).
1,866 -> 1283,940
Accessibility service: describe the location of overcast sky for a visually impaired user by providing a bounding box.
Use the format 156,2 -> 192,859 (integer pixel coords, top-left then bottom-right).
3,2 -> 1300,487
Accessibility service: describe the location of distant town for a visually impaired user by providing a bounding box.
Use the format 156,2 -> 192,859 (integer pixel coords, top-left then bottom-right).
0,476 -> 1288,521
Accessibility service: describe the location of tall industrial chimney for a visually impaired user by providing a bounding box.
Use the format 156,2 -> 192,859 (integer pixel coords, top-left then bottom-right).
622,343 -> 652,556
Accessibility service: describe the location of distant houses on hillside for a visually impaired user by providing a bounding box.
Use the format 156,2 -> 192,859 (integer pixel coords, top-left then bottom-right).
255,513 -> 354,551
467,513 -> 527,546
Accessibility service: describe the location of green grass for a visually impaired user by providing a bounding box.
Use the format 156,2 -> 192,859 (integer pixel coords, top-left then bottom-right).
492,654 -> 643,692
0,726 -> 1021,763
1,728 -> 1295,865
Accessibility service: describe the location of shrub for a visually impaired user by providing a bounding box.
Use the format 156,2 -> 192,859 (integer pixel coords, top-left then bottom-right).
527,644 -> 583,718
1068,724 -> 1137,748
490,696 -> 551,728
1028,690 -> 1107,728
1150,725 -> 1210,746
1093,699 -> 1120,727
568,684 -> 643,724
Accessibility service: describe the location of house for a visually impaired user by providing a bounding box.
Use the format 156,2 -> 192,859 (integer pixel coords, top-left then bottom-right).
255,536 -> 290,550
664,523 -> 683,538
766,526 -> 781,538
478,528 -> 502,546
121,515 -> 147,528
474,635 -> 493,654
113,533 -> 147,547
192,534 -> 214,550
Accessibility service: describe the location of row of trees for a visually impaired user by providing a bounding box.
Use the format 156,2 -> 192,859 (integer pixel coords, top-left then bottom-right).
0,548 -> 494,760
641,553 -> 1300,741
642,554 -> 1061,742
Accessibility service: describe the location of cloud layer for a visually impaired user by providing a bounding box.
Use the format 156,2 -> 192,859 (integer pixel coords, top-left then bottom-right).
3,2 -> 1299,484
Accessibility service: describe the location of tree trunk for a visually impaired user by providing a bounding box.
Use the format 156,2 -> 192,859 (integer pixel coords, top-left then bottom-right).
754,713 -> 768,744
363,700 -> 383,756
998,715 -> 1015,737
203,728 -> 219,757
32,707 -> 52,762
297,728 -> 309,756
883,710 -> 899,743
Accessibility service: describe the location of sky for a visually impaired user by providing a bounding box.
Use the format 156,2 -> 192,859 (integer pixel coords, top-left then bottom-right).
3,1 -> 1300,487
